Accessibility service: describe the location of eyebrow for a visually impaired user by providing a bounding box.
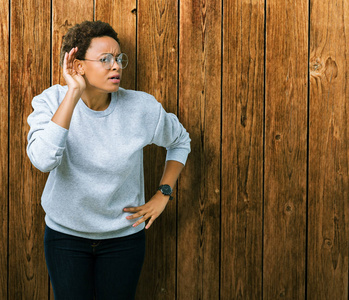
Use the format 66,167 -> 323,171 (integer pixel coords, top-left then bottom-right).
100,52 -> 121,56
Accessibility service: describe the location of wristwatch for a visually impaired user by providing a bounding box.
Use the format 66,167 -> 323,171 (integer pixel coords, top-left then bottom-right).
158,184 -> 173,200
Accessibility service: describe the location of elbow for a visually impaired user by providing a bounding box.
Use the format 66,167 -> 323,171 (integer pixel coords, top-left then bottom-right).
35,161 -> 59,173
28,155 -> 60,173
26,146 -> 62,173
180,135 -> 191,155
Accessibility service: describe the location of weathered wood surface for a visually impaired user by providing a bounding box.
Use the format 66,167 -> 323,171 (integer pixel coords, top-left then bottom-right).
136,1 -> 178,299
9,0 -> 50,298
2,0 -> 349,299
177,0 -> 221,299
264,0 -> 308,298
308,0 -> 349,299
0,0 -> 9,299
221,0 -> 264,299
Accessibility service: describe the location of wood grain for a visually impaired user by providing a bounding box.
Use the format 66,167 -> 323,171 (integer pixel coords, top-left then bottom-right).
52,0 -> 94,85
2,0 -> 349,298
95,0 -> 137,90
308,0 -> 349,298
9,0 -> 50,298
0,0 -> 9,298
263,0 -> 308,298
177,0 -> 221,299
136,1 -> 178,299
221,0 -> 264,298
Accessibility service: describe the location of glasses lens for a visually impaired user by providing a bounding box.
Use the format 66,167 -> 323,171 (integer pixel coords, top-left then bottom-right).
101,54 -> 114,69
102,53 -> 128,69
117,53 -> 128,69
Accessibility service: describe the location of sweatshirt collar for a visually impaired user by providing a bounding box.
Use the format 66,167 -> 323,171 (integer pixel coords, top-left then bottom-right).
77,92 -> 117,118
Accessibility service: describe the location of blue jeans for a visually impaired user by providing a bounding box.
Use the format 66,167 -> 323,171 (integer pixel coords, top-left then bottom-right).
44,225 -> 145,300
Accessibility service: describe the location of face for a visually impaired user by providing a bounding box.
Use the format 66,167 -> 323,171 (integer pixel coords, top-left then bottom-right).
78,36 -> 122,94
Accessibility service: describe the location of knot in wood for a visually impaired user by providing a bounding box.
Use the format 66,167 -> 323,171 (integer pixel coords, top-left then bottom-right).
323,238 -> 332,249
241,115 -> 247,127
279,289 -> 286,297
310,56 -> 338,82
311,62 -> 322,71
324,57 -> 338,82
310,57 -> 324,78
284,203 -> 293,214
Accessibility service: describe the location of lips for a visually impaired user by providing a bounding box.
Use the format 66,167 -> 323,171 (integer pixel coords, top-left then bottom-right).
109,74 -> 121,83
109,74 -> 120,80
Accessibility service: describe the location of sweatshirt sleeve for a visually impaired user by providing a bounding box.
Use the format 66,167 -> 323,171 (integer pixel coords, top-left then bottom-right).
26,90 -> 69,173
151,104 -> 191,165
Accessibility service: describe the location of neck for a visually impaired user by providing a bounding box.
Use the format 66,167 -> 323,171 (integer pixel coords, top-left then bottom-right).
81,89 -> 111,111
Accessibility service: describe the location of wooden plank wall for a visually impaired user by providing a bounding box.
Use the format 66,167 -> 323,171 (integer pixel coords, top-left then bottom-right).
1,0 -> 348,299
264,0 -> 308,298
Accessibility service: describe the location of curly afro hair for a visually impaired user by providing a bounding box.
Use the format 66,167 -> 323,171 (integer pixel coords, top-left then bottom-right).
59,20 -> 120,67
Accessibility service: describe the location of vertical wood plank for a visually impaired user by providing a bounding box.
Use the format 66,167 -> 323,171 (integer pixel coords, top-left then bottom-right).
308,0 -> 349,298
52,0 -> 94,85
0,0 -> 9,299
177,0 -> 221,299
136,1 -> 178,299
95,0 -> 137,90
9,0 -> 51,298
263,0 -> 308,298
221,0 -> 264,298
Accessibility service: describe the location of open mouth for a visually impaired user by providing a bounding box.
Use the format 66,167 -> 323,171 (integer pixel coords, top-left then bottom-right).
109,75 -> 121,83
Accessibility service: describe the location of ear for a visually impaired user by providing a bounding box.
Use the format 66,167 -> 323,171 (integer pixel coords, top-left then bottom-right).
74,59 -> 85,75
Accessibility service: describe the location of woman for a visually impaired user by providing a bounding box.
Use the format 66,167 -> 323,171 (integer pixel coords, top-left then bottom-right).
26,20 -> 190,300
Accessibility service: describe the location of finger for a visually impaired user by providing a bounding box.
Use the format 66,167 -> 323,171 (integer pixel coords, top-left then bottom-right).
64,52 -> 74,74
132,214 -> 150,227
66,48 -> 76,67
124,206 -> 143,213
126,211 -> 144,220
69,47 -> 77,56
63,52 -> 68,69
145,216 -> 156,229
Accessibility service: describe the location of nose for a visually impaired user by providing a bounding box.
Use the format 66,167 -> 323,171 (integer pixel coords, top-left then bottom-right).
111,59 -> 121,70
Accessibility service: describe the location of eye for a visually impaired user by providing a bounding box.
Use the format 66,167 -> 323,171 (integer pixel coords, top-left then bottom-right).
118,53 -> 126,61
100,55 -> 112,63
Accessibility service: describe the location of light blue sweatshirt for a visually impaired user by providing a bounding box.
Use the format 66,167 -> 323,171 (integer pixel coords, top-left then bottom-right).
27,85 -> 191,239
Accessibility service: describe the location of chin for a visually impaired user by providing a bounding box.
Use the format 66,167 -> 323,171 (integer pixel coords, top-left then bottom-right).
110,85 -> 120,92
104,84 -> 120,93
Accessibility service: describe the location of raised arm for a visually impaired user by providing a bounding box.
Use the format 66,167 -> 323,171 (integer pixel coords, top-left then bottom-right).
51,47 -> 86,129
27,48 -> 86,172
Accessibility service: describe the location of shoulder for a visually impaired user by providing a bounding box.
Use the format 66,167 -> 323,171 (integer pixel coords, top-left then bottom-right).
116,88 -> 161,109
32,84 -> 68,110
35,84 -> 68,99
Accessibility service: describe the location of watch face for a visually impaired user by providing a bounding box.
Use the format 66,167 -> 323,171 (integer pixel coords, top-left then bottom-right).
161,185 -> 172,195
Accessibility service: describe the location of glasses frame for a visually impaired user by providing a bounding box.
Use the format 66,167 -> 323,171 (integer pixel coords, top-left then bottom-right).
81,53 -> 128,70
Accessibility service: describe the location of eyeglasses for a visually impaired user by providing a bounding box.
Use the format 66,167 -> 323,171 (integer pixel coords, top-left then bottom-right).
82,53 -> 128,69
